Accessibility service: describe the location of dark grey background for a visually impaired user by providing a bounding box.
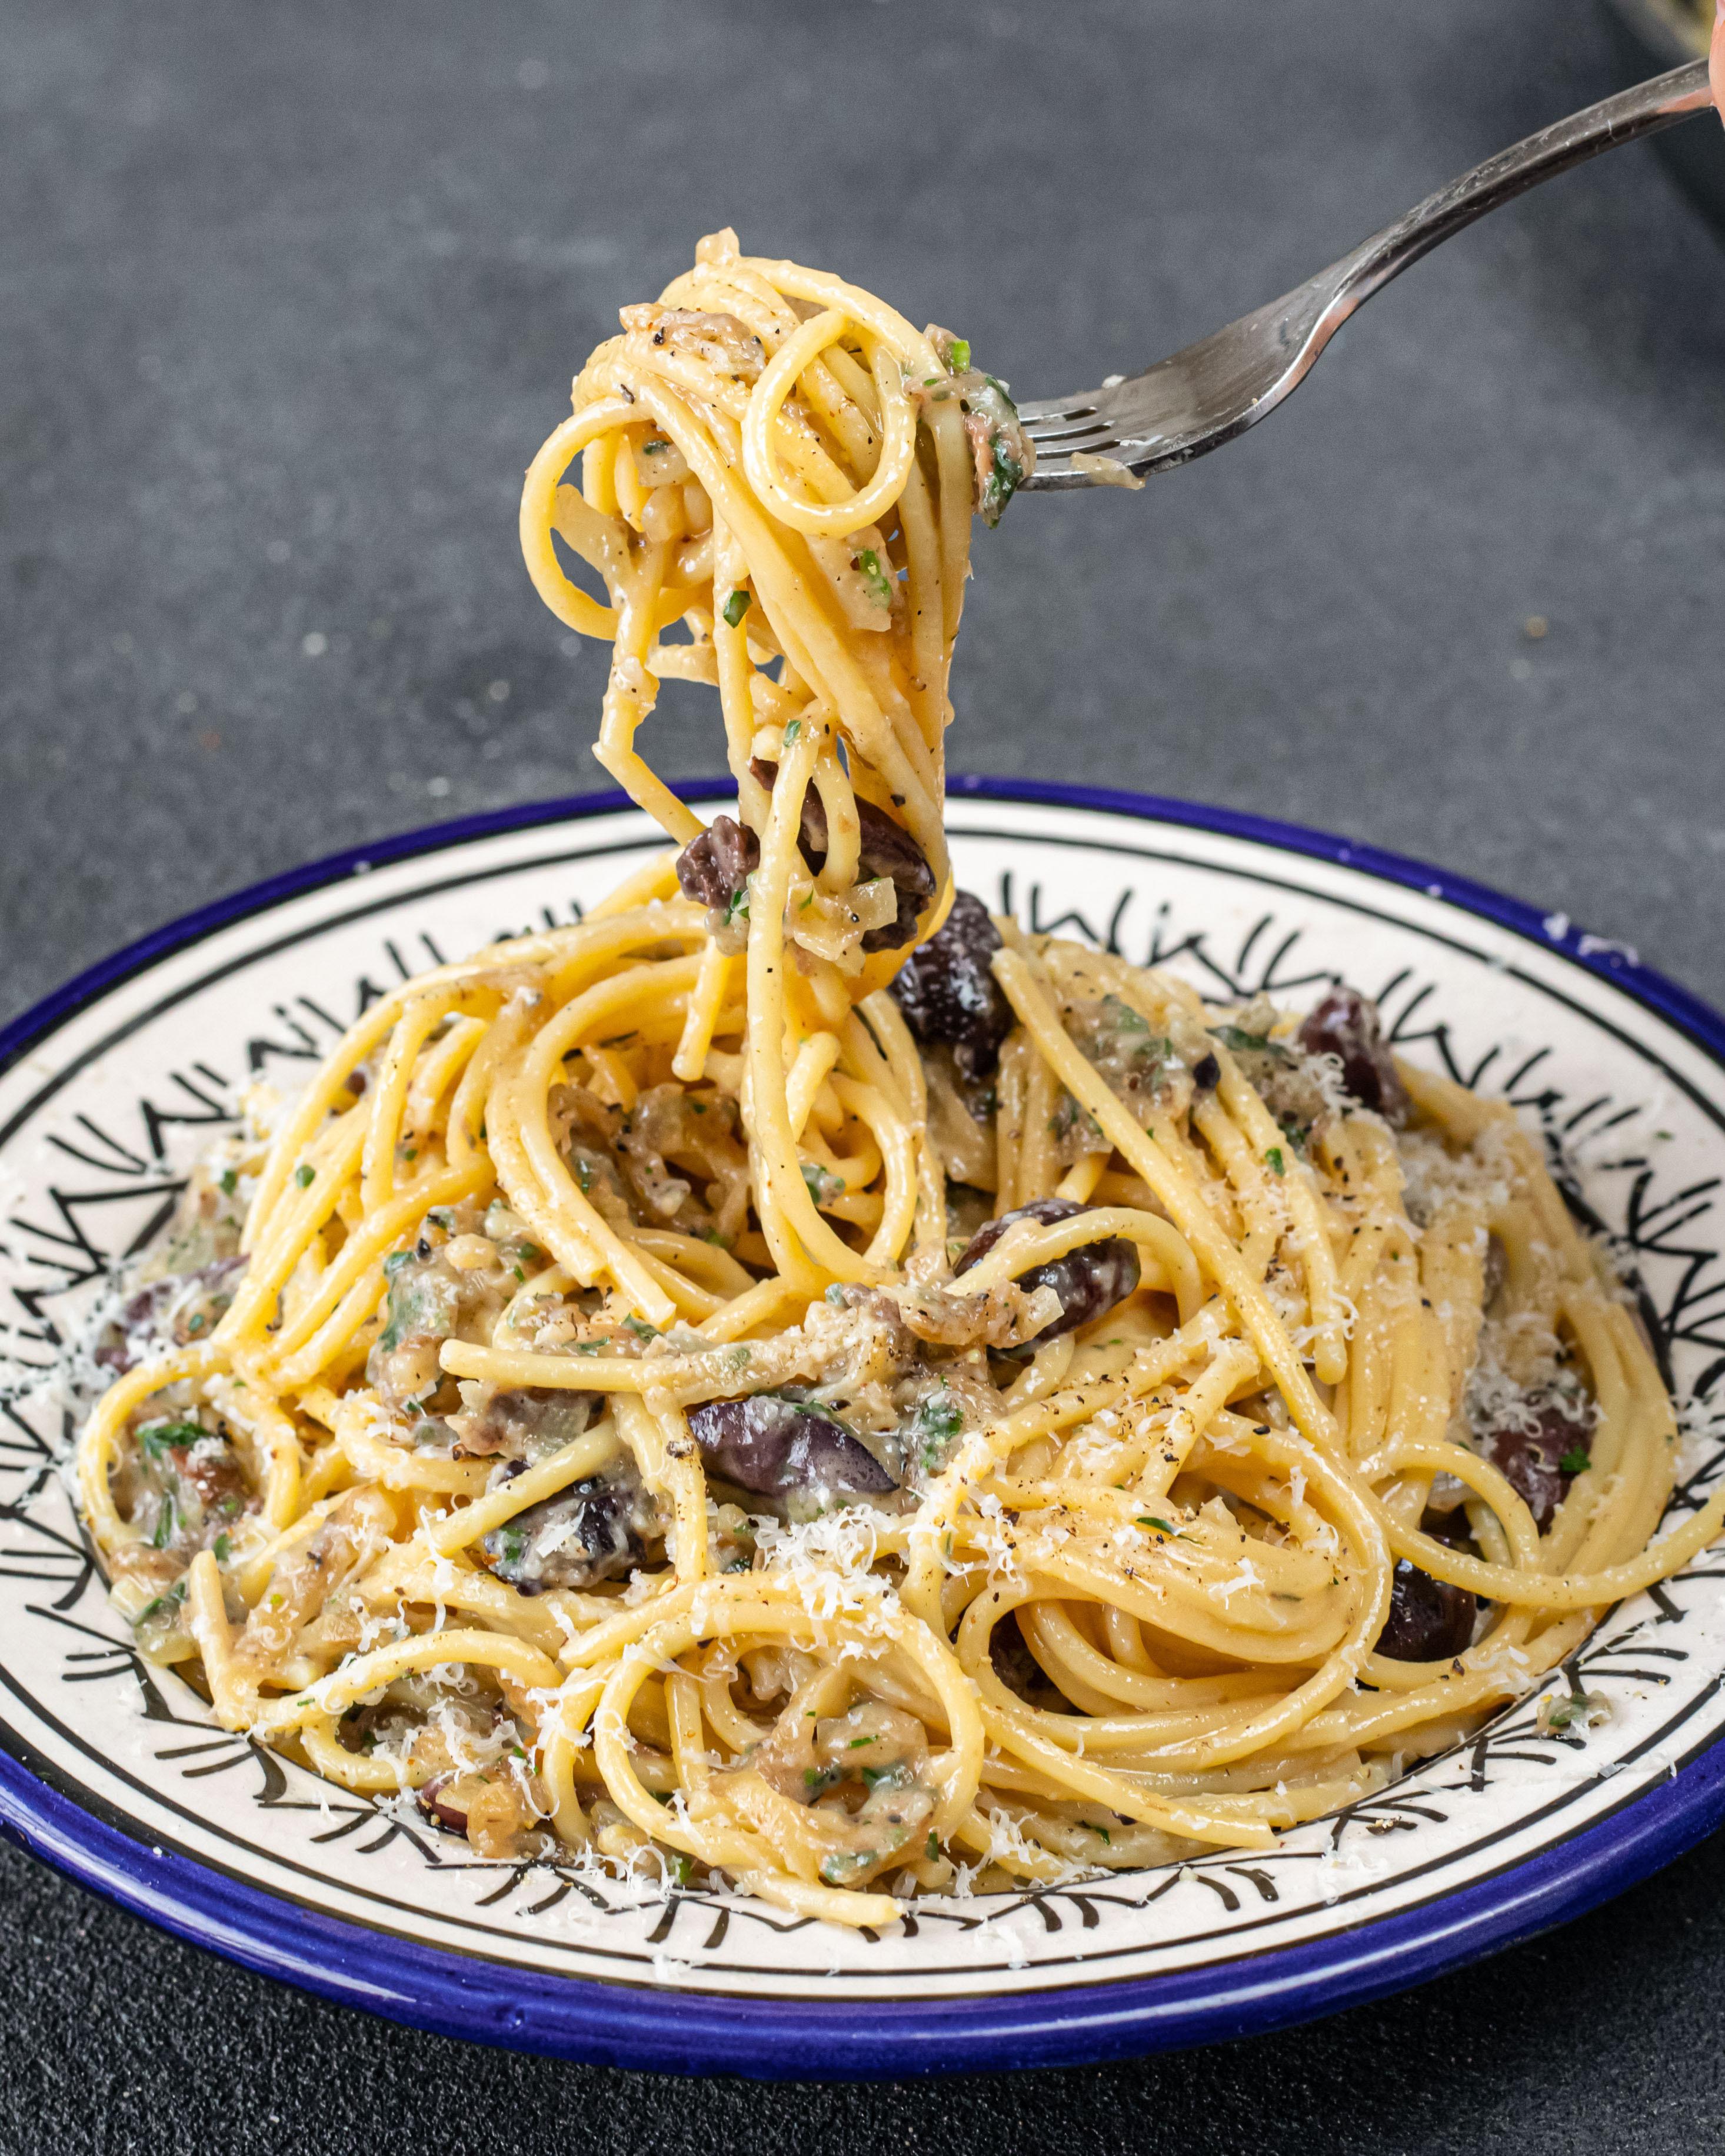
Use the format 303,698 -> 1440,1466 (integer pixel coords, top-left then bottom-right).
4,1 -> 1723,2150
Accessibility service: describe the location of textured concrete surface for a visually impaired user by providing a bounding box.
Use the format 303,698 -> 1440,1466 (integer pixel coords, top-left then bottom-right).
3,1 -> 1724,2148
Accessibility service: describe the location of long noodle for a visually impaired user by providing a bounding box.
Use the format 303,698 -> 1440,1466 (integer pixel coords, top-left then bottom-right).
75,236 -> 1716,1925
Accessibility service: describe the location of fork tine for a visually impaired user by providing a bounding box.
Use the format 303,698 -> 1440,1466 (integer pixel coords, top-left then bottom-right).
1020,59 -> 1714,490
1022,415 -> 1114,449
1015,396 -> 1098,424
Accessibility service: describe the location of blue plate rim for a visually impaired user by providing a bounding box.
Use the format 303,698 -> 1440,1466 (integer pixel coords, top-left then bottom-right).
4,774 -> 1724,2077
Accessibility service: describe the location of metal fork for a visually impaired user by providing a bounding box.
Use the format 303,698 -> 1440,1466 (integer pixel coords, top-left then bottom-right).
1019,59 -> 1714,488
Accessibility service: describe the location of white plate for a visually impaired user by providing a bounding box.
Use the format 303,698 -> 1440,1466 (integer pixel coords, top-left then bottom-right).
3,781 -> 1723,2075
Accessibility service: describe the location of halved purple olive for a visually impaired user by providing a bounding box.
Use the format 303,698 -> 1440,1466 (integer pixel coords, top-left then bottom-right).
416,1775 -> 470,1834
1478,1399 -> 1593,1532
887,889 -> 1012,1081
478,1465 -> 657,1594
1297,987 -> 1408,1124
955,1197 -> 1140,1352
1376,1557 -> 1476,1661
750,757 -> 934,951
674,814 -> 760,911
687,1395 -> 896,1499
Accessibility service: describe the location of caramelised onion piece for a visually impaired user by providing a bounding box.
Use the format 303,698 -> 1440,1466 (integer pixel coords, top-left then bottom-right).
955,1197 -> 1140,1353
450,1385 -> 594,1462
674,814 -> 760,911
749,757 -> 934,951
887,889 -> 1013,1081
687,1395 -> 897,1499
96,1254 -> 248,1374
1297,986 -> 1409,1124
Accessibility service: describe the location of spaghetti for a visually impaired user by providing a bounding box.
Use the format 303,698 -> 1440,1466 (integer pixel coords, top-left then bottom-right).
75,235 -> 1721,1928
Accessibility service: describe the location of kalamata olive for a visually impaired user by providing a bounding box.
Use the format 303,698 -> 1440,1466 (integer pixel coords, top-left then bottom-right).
1478,1398 -> 1593,1532
674,814 -> 759,911
988,1609 -> 1064,1708
416,1776 -> 470,1834
1297,987 -> 1409,1124
1420,1503 -> 1478,1558
478,1464 -> 657,1593
1376,1557 -> 1476,1661
687,1394 -> 897,1499
887,889 -> 1013,1080
955,1197 -> 1140,1351
1191,1051 -> 1220,1092
750,758 -> 935,950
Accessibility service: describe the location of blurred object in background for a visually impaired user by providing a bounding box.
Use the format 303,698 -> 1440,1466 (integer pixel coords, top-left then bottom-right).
1600,0 -> 1725,224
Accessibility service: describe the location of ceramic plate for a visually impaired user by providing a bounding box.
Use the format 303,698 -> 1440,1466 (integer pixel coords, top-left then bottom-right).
4,780 -> 1725,2077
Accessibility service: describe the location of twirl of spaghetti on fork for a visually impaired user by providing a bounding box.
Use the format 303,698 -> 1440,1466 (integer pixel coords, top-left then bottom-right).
75,231 -> 1719,1928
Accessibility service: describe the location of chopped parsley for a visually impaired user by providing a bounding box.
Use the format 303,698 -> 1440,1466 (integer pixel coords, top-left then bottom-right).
723,878 -> 752,932
219,1168 -> 238,1197
213,1532 -> 231,1564
721,588 -> 752,629
1050,1091 -> 1105,1147
1214,1024 -> 1288,1058
782,718 -> 801,745
134,1579 -> 188,1631
1105,993 -> 1149,1035
854,548 -> 893,610
151,1493 -> 178,1549
1264,1147 -> 1286,1177
820,1848 -> 877,1884
912,1389 -> 964,1469
802,1160 -> 844,1206
138,1419 -> 204,1459
623,1315 -> 660,1342
1559,1447 -> 1591,1476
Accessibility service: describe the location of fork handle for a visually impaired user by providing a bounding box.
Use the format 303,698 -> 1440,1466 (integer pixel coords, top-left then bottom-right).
1337,59 -> 1713,314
